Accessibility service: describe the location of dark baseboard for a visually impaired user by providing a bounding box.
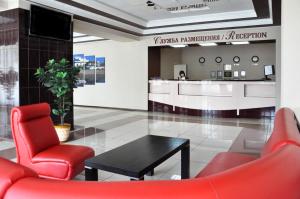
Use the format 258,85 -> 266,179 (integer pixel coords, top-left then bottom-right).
74,105 -> 148,112
148,100 -> 275,119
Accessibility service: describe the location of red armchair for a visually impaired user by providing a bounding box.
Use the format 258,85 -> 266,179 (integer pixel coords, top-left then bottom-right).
10,103 -> 95,180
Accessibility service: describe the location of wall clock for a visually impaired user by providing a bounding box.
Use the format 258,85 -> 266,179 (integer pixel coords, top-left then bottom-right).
199,57 -> 205,64
215,56 -> 222,63
251,56 -> 259,63
233,56 -> 240,63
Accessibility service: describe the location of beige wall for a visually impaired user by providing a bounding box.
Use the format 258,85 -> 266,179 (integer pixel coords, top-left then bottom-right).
160,43 -> 276,80
281,0 -> 300,109
73,40 -> 148,110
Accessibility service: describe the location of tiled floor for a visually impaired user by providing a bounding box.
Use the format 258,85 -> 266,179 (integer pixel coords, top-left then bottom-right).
0,106 -> 274,181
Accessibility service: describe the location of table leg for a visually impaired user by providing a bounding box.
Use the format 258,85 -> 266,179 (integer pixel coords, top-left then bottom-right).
181,142 -> 190,179
146,169 -> 154,176
130,176 -> 144,181
85,166 -> 98,181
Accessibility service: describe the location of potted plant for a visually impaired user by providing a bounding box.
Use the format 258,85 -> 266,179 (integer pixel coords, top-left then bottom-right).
35,58 -> 80,142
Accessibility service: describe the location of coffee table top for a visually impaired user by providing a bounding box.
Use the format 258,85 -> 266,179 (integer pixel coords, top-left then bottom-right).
85,135 -> 189,178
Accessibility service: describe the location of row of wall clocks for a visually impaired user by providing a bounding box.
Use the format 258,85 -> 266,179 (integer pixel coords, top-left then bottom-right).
199,56 -> 260,64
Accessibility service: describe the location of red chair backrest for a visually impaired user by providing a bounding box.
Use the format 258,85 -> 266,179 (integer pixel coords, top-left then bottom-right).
261,108 -> 300,156
10,103 -> 60,163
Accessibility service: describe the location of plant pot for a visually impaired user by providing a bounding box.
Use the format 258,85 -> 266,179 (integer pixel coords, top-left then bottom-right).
54,124 -> 71,142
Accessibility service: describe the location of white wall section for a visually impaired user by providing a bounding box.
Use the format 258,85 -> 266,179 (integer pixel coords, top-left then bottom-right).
281,0 -> 300,109
74,40 -> 148,110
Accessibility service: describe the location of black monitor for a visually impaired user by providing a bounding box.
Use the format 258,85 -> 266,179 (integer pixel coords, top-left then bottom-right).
264,65 -> 275,80
30,5 -> 72,41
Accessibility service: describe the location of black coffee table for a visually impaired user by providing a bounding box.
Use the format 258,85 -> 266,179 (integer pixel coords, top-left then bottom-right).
85,135 -> 190,181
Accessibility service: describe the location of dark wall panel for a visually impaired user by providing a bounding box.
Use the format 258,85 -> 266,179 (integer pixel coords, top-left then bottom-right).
18,9 -> 74,127
0,8 -> 74,139
148,47 -> 161,79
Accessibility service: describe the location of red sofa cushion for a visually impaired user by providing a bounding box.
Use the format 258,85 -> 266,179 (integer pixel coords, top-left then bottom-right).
31,144 -> 94,179
0,158 -> 37,199
5,177 -> 216,199
208,145 -> 300,199
195,152 -> 257,178
261,108 -> 300,156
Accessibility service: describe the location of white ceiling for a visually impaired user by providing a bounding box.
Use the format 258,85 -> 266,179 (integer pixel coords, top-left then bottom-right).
73,32 -> 105,43
20,0 -> 274,40
93,0 -> 256,21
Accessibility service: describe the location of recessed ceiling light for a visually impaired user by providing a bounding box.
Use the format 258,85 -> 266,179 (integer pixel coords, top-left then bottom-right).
199,43 -> 218,46
169,44 -> 187,48
231,41 -> 250,45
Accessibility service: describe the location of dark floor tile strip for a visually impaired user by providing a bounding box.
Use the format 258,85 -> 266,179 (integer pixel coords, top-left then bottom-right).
75,110 -> 129,123
68,127 -> 104,142
0,147 -> 16,159
147,115 -> 269,129
0,128 -> 105,159
94,115 -> 148,131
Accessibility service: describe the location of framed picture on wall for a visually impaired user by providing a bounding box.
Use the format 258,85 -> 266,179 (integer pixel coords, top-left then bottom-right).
96,57 -> 105,83
84,55 -> 96,85
73,54 -> 85,87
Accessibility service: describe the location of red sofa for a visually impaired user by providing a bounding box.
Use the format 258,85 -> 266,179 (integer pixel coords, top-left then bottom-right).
1,108 -> 300,199
10,103 -> 94,180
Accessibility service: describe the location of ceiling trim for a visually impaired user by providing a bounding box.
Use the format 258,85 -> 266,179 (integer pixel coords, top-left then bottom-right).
73,38 -> 109,44
73,34 -> 88,38
55,0 -> 280,37
73,15 -> 143,36
55,0 -> 146,29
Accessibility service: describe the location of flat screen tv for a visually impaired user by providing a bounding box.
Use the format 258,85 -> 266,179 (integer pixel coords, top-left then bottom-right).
30,5 -> 72,41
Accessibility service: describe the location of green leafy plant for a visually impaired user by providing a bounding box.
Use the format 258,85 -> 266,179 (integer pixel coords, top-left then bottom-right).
35,58 -> 80,125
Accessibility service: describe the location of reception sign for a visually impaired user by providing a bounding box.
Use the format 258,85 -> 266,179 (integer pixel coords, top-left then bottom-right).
153,30 -> 268,45
148,26 -> 281,46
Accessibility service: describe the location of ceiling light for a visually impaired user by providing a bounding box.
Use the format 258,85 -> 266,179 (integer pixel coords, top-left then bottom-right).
231,41 -> 250,45
199,43 -> 218,46
169,44 -> 187,48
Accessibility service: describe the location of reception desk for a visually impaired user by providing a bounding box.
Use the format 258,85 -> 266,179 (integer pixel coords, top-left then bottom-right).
148,80 -> 276,117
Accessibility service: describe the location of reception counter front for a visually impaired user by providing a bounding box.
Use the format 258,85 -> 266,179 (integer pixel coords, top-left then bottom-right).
149,80 -> 276,117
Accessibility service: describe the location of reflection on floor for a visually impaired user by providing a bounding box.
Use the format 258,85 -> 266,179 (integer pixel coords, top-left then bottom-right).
0,106 -> 274,181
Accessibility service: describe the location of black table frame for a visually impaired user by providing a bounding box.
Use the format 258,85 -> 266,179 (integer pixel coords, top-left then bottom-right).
85,135 -> 190,181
